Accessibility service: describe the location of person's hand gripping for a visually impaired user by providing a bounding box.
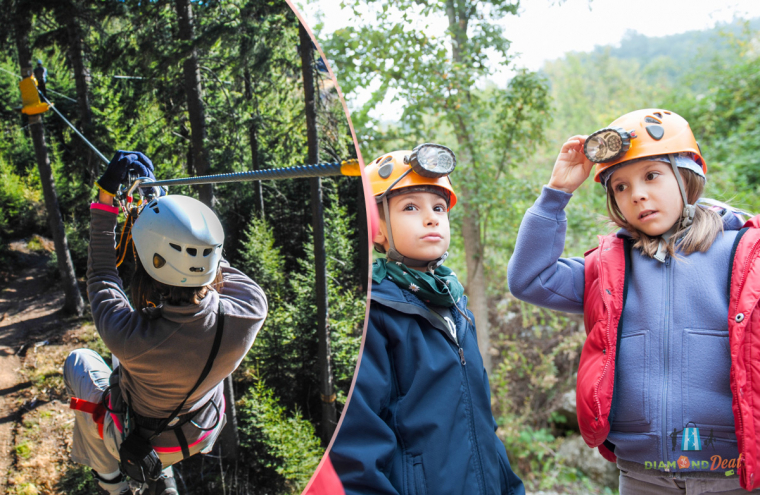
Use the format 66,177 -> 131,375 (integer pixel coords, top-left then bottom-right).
97,151 -> 157,196
547,135 -> 595,194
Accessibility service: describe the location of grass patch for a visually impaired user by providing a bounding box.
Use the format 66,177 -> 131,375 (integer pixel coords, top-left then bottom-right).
32,371 -> 65,394
76,324 -> 112,363
26,235 -> 52,253
15,442 -> 32,459
10,483 -> 40,495
56,464 -> 101,495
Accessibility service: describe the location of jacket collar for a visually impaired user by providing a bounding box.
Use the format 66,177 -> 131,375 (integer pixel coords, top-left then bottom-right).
371,278 -> 469,344
144,289 -> 219,323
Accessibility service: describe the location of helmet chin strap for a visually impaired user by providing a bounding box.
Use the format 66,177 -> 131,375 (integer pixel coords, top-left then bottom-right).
653,154 -> 695,263
669,153 -> 696,229
381,194 -> 449,272
653,223 -> 680,263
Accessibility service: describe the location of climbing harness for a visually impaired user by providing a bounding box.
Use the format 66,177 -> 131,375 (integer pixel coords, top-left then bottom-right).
118,300 -> 226,482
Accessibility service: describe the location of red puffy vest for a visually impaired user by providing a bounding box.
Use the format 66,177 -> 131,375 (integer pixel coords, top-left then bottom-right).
577,216 -> 760,490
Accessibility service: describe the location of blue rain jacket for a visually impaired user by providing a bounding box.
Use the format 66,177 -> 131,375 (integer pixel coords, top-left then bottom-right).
330,274 -> 525,495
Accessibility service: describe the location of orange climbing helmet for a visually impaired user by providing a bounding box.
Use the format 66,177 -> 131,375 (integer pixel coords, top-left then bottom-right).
366,146 -> 458,210
367,144 -> 458,269
587,109 -> 706,183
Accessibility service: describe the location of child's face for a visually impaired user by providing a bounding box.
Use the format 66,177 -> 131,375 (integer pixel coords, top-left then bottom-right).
374,191 -> 450,267
609,160 -> 684,236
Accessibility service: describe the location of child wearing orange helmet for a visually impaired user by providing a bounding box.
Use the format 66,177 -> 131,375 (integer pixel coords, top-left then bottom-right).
509,109 -> 760,493
330,145 -> 524,495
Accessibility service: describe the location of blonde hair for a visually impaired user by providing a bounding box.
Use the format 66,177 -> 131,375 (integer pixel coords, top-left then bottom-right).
606,168 -> 724,258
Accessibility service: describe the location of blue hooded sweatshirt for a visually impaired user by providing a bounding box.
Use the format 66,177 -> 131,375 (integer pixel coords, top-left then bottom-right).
508,186 -> 746,472
330,270 -> 525,495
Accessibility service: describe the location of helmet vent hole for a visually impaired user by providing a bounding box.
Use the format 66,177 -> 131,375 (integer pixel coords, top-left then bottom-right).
644,116 -> 661,124
189,267 -> 205,273
151,206 -> 159,214
646,124 -> 665,140
664,111 -> 671,115
653,112 -> 662,118
186,248 -> 197,256
170,243 -> 181,252
153,254 -> 166,269
203,248 -> 213,257
378,162 -> 394,179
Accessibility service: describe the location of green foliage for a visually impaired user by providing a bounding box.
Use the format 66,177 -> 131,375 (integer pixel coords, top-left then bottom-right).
490,298 -> 609,492
0,154 -> 44,245
238,378 -> 324,494
325,1 -> 552,288
244,188 -> 363,413
591,21 -> 760,92
239,216 -> 286,292
56,464 -> 101,495
672,25 -> 760,213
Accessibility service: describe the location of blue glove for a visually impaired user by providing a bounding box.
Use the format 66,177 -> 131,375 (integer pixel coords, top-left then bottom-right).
97,151 -> 156,195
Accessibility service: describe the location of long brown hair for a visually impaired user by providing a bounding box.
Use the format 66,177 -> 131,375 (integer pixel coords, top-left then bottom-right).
130,254 -> 224,312
606,168 -> 724,258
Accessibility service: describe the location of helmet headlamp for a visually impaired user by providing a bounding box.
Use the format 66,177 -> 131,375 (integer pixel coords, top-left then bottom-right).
405,143 -> 456,178
584,127 -> 636,163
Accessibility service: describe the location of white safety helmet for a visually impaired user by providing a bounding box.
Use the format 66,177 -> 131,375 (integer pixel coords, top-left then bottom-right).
131,195 -> 224,287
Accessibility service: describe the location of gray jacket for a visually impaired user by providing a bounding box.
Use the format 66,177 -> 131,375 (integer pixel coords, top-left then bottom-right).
87,208 -> 267,447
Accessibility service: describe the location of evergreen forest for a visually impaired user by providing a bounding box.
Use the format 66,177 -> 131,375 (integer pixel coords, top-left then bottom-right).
320,2 -> 760,492
0,0 -> 364,493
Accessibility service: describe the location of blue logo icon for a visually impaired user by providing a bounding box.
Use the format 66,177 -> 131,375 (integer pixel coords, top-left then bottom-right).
682,423 -> 702,451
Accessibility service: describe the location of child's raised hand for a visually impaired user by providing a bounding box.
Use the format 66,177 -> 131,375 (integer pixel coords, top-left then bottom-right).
548,135 -> 595,194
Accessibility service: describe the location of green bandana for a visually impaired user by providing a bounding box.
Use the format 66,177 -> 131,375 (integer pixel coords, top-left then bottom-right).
372,258 -> 464,307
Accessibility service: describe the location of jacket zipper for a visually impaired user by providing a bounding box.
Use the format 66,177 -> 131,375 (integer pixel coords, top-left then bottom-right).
450,302 -> 488,494
401,299 -> 487,493
593,240 -> 612,425
662,257 -> 672,470
731,238 -> 760,484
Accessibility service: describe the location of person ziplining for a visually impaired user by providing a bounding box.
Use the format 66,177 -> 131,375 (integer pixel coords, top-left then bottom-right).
13,77 -> 362,495
33,60 -> 47,97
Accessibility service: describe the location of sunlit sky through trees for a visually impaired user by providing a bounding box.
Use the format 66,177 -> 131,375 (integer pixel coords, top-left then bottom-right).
299,0 -> 760,119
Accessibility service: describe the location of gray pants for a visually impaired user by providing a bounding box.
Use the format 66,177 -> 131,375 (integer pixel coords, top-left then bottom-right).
620,467 -> 760,494
64,349 -> 224,490
64,348 -> 124,476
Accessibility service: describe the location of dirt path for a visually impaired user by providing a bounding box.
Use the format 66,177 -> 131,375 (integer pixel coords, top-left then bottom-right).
0,249 -> 54,485
0,242 -> 101,494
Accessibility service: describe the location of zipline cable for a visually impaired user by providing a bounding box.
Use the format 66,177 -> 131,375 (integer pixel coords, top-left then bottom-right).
38,91 -> 109,165
130,160 -> 360,191
9,66 -> 361,187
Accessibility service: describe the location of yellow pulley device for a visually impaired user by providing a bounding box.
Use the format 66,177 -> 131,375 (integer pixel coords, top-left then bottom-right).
18,76 -> 51,115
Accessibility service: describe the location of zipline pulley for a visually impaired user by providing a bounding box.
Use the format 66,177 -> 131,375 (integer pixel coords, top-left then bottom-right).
18,76 -> 51,115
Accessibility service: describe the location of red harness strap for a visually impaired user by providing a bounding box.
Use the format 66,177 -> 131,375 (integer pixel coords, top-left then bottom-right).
69,397 -> 106,439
